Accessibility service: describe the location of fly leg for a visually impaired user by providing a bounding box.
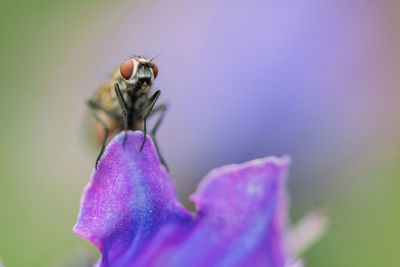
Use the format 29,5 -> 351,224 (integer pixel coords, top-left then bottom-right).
140,90 -> 160,151
87,100 -> 122,121
148,103 -> 169,171
114,83 -> 129,145
86,103 -> 111,169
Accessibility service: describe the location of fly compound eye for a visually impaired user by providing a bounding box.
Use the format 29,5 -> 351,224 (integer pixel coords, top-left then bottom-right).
151,63 -> 158,79
120,59 -> 134,80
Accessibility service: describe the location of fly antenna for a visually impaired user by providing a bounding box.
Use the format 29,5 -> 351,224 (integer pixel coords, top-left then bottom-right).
150,52 -> 163,62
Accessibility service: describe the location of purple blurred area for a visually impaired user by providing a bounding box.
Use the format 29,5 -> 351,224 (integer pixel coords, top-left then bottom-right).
59,0 -> 399,205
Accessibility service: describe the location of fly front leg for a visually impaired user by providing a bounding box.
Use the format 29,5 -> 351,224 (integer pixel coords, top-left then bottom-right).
140,90 -> 160,151
114,83 -> 129,145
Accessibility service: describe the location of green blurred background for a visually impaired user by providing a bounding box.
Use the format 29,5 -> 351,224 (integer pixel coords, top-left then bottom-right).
0,0 -> 399,266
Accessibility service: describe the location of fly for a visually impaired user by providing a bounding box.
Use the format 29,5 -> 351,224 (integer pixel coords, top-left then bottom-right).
87,56 -> 168,170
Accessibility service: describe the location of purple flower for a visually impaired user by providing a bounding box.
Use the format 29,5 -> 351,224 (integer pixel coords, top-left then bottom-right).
74,131 -> 325,267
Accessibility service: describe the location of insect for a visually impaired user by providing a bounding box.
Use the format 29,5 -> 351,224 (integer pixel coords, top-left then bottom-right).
87,56 -> 168,170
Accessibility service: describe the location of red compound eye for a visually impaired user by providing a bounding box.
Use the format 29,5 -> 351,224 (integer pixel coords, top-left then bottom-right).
120,59 -> 134,80
152,63 -> 158,78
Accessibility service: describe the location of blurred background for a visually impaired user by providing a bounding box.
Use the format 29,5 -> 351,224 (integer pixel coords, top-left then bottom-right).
0,0 -> 399,266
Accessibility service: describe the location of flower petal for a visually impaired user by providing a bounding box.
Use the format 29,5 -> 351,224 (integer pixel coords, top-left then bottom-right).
181,156 -> 290,267
74,131 -> 290,267
73,131 -> 192,266
286,208 -> 328,256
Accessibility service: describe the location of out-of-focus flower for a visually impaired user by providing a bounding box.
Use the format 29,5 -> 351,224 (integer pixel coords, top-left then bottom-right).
74,131 -> 325,267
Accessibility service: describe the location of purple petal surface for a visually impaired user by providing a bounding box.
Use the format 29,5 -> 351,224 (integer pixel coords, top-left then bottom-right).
74,131 -> 290,267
